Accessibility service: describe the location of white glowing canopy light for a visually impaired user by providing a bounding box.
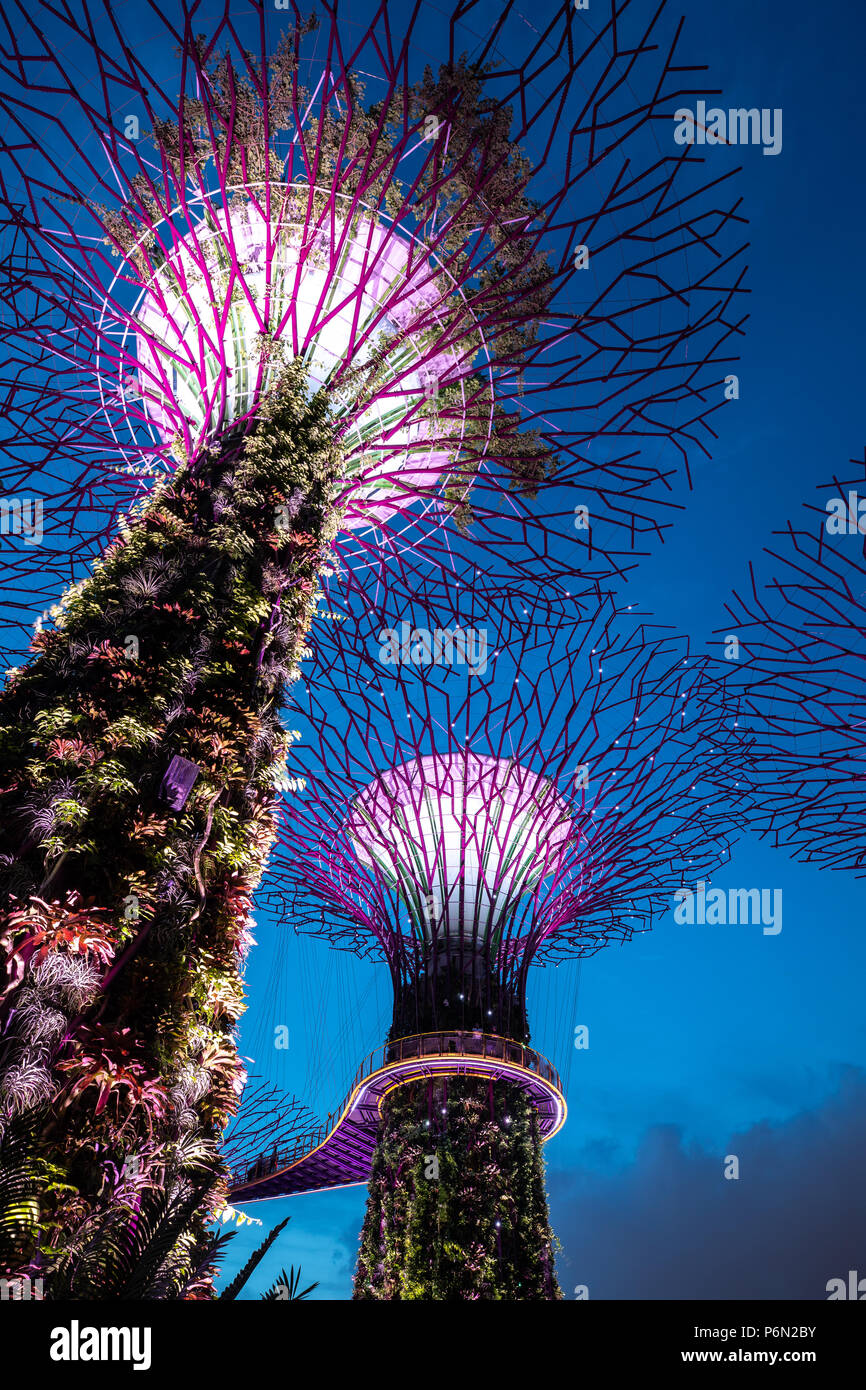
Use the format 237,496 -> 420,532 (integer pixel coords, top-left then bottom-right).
135,192 -> 463,528
347,753 -> 573,946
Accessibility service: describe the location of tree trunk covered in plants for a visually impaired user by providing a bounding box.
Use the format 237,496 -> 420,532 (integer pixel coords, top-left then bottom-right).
354,1076 -> 561,1300
0,366 -> 342,1292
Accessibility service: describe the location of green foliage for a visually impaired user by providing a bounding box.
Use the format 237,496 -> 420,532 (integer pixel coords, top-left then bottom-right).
0,1112 -> 77,1273
354,1078 -> 562,1301
47,1179 -> 220,1300
0,362 -> 343,1292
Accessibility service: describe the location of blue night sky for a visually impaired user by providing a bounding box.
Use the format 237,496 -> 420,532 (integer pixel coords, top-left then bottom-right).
3,0 -> 864,1300
218,0 -> 866,1300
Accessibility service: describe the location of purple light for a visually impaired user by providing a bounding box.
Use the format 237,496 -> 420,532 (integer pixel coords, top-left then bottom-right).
159,754 -> 200,810
134,196 -> 468,530
348,753 -> 571,945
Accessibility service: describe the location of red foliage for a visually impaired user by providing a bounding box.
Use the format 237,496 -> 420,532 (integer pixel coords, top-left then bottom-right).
0,895 -> 115,1001
57,1025 -> 169,1136
46,736 -> 102,767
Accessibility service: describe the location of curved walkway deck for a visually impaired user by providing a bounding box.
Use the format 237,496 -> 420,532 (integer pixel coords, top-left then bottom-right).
229,1031 -> 567,1203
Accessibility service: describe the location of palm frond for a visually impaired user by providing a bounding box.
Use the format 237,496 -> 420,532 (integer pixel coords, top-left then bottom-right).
48,1179 -> 215,1299
219,1214 -> 289,1301
260,1264 -> 319,1301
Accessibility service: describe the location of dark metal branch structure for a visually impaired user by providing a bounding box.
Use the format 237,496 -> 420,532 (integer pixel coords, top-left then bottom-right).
723,450 -> 866,873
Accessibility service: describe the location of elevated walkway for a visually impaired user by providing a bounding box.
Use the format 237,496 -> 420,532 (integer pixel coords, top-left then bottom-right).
229,1030 -> 566,1202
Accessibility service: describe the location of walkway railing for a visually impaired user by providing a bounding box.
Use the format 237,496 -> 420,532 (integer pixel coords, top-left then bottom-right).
232,1030 -> 562,1187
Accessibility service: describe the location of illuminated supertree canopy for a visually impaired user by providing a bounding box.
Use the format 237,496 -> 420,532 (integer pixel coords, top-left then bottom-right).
0,0 -> 748,1301
722,451 -> 866,874
0,0 -> 749,658
347,751 -> 573,956
248,599 -> 751,1297
270,598 -> 751,1028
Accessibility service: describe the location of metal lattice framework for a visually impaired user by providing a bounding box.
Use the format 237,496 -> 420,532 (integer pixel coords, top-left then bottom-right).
0,0 -> 748,662
265,595 -> 753,1038
722,450 -> 866,873
222,1076 -> 322,1178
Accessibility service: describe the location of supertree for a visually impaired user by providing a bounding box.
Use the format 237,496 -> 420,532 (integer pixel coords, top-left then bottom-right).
721,450 -> 866,874
231,598 -> 752,1299
0,0 -> 751,656
0,0 -> 747,1292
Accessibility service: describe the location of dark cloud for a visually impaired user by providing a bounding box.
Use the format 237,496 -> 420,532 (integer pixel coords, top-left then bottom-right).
550,1067 -> 866,1299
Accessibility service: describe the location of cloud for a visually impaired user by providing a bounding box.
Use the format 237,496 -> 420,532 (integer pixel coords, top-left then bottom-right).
550,1066 -> 866,1299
